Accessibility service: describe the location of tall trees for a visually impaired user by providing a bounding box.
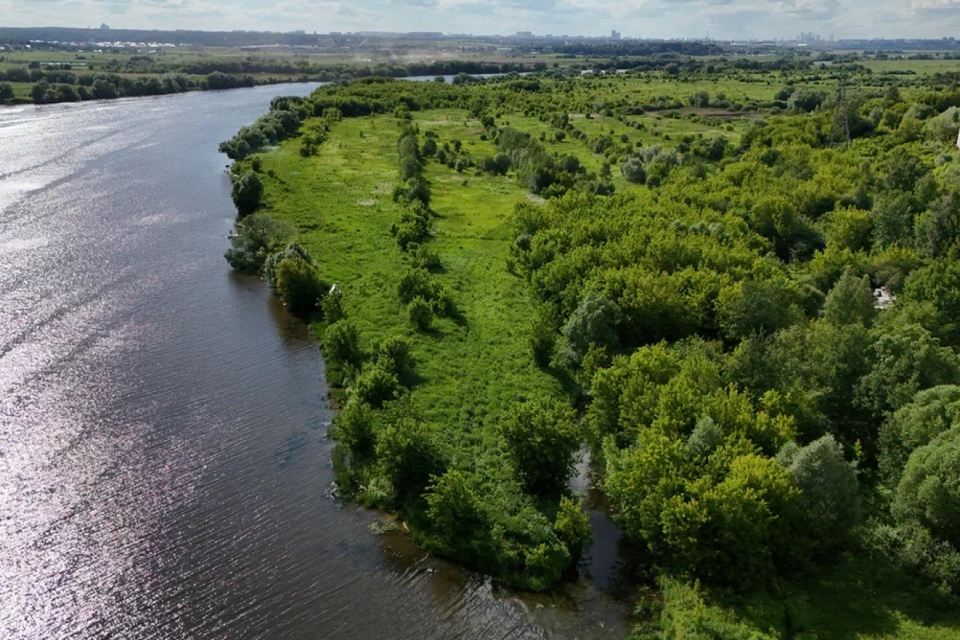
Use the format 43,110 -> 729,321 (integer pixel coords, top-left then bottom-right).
231,171 -> 263,217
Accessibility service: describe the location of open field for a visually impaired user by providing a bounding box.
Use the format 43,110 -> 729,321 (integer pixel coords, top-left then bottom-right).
862,58 -> 960,75
258,113 -> 565,429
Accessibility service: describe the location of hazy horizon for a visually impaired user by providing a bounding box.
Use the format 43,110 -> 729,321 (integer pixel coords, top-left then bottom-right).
3,0 -> 960,44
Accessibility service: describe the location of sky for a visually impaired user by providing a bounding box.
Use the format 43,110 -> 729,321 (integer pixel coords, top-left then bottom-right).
3,0 -> 960,41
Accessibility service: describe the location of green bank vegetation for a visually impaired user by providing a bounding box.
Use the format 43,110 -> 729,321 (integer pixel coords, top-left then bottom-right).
222,67 -> 960,638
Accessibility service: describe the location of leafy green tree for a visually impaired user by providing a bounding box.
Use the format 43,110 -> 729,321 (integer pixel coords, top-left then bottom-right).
322,320 -> 362,367
333,398 -> 375,459
322,286 -> 345,322
376,413 -> 443,503
275,256 -> 323,313
231,170 -> 264,217
857,323 -> 960,416
223,212 -> 292,274
788,89 -> 826,113
823,269 -> 877,327
902,257 -> 960,345
687,416 -> 723,459
620,157 -> 646,184
779,435 -> 860,549
554,495 -> 592,558
872,191 -> 918,248
881,385 -> 960,484
894,427 -> 960,548
824,206 -> 872,252
264,243 -> 314,292
717,278 -> 803,342
915,194 -> 960,258
425,470 -> 488,560
563,291 -> 619,365
0,83 -> 13,102
497,398 -> 580,496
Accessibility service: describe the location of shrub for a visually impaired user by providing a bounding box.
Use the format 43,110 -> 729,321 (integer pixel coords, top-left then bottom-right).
274,256 -> 323,313
322,286 -> 345,322
497,398 -> 580,496
352,367 -> 400,408
409,296 -> 434,330
425,470 -> 488,560
333,399 -> 375,459
530,310 -> 557,368
397,268 -> 432,303
620,157 -> 646,184
376,413 -> 443,503
322,320 -> 362,367
223,213 -> 291,274
554,496 -> 592,558
263,243 -> 314,292
372,335 -> 414,380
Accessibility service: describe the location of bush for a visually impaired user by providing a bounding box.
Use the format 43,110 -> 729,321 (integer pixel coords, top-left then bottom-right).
530,310 -> 557,367
425,470 -> 488,560
409,296 -> 434,330
323,320 -> 362,367
333,399 -> 375,459
397,268 -> 432,303
620,157 -> 646,184
231,171 -> 263,217
497,398 -> 580,496
322,286 -> 345,322
352,367 -> 400,408
372,335 -> 414,380
554,495 -> 592,558
274,256 -> 323,313
376,413 -> 443,503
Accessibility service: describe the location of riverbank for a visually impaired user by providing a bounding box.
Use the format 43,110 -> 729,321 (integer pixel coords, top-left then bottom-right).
233,70 -> 960,640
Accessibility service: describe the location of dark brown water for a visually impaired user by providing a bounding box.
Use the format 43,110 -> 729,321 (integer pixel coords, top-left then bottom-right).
0,87 -> 632,640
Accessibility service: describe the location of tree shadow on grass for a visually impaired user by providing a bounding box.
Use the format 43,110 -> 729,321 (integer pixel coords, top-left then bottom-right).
720,552 -> 960,640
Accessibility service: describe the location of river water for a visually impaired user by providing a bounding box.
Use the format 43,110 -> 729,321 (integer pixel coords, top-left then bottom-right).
0,85 -> 632,640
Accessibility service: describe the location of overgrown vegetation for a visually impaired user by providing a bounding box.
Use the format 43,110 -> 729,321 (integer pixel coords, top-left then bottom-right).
221,66 -> 960,638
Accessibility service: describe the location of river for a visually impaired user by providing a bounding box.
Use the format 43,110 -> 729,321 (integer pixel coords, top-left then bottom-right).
0,85 -> 632,640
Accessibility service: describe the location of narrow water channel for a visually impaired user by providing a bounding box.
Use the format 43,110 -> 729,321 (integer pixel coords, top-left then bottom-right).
0,85 -> 632,640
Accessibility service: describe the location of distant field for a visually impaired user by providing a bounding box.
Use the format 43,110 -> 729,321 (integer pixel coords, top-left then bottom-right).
863,58 -> 960,75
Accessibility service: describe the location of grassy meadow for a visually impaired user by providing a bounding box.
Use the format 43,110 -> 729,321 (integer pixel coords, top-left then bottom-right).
258,111 -> 564,431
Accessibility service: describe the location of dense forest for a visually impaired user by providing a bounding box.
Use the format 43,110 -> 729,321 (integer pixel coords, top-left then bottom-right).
221,64 -> 960,638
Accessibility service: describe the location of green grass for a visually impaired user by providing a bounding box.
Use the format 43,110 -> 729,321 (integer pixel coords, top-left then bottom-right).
862,59 -> 960,75
647,554 -> 960,640
259,112 -> 563,431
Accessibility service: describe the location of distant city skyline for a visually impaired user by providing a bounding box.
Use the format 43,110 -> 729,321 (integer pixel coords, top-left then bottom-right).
2,0 -> 960,43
